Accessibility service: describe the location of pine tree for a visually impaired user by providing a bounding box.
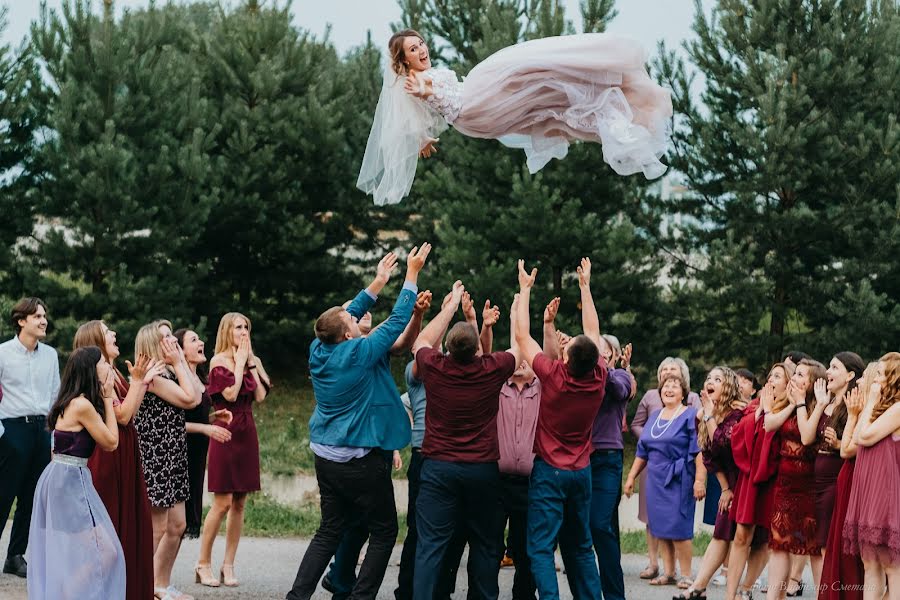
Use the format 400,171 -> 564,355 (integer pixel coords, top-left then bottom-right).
394,0 -> 673,366
0,8 -> 40,299
655,0 -> 900,365
191,1 -> 373,361
28,0 -> 215,344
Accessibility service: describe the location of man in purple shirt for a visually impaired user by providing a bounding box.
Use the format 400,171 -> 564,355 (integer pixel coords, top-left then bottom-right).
545,305 -> 634,600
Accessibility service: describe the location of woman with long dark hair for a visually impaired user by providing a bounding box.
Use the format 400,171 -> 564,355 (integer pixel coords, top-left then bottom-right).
26,346 -> 126,599
76,320 -> 164,600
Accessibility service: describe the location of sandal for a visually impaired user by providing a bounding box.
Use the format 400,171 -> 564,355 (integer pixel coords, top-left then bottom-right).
787,578 -> 804,597
649,574 -> 677,586
673,588 -> 707,600
677,577 -> 694,590
640,565 -> 660,579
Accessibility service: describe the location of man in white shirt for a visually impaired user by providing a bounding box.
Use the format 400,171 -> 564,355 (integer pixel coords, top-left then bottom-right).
0,297 -> 60,578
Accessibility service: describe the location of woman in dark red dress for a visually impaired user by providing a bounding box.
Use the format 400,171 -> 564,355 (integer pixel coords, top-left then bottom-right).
820,363 -> 876,600
197,312 -> 270,587
77,320 -> 165,600
795,352 -> 865,587
725,362 -> 793,600
763,358 -> 827,600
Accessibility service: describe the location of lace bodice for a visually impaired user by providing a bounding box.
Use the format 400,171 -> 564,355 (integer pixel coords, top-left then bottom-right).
422,67 -> 462,123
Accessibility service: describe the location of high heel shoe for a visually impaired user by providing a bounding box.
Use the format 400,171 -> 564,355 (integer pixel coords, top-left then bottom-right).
220,564 -> 239,587
194,563 -> 220,587
786,578 -> 804,597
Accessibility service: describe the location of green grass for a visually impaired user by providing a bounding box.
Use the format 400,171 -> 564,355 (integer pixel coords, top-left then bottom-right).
620,530 -> 712,557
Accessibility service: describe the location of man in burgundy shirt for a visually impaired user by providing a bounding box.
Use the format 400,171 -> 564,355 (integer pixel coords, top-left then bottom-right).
513,258 -> 606,600
411,280 -> 521,600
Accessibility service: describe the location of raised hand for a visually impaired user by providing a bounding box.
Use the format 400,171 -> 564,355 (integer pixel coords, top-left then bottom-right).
760,384 -> 774,413
126,354 -> 151,383
404,72 -> 431,98
160,337 -> 182,366
461,291 -> 477,323
814,378 -> 830,408
419,137 -> 439,158
846,387 -> 863,417
700,388 -> 714,416
788,380 -> 805,406
543,297 -> 560,324
375,252 -> 399,286
99,361 -> 116,399
406,243 -> 432,275
440,291 -> 454,310
449,280 -> 465,307
414,291 -> 433,316
576,257 -> 592,288
556,331 -> 571,352
517,259 -> 537,290
620,343 -> 633,370
211,408 -> 234,426
482,300 -> 500,327
235,337 -> 251,365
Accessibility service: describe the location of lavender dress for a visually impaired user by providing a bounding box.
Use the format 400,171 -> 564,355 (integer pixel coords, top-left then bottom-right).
636,406 -> 700,540
27,429 -> 126,600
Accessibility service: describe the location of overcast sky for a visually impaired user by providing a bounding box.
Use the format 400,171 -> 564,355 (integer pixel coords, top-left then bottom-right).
2,1 -> 712,58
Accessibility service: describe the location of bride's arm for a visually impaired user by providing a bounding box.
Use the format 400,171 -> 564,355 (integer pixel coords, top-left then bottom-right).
404,72 -> 433,99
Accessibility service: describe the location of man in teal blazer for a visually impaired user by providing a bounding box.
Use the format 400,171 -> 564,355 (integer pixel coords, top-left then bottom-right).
287,244 -> 431,600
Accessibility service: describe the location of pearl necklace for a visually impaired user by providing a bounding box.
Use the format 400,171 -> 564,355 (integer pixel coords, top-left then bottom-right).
650,405 -> 686,439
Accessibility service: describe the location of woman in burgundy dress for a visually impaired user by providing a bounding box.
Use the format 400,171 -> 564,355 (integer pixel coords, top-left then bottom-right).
795,352 -> 865,587
197,313 -> 270,587
820,363 -> 877,600
843,353 -> 900,600
77,320 -> 165,600
763,358 -> 827,600
725,362 -> 792,600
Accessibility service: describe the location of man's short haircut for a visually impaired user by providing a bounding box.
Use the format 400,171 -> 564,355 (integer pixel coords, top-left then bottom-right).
567,335 -> 599,378
445,322 -> 479,363
315,307 -> 348,344
11,297 -> 48,335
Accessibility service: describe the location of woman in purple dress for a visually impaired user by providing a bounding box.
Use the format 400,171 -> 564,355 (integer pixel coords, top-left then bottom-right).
629,357 -> 701,580
197,313 -> 270,587
27,346 -> 126,600
625,372 -> 704,590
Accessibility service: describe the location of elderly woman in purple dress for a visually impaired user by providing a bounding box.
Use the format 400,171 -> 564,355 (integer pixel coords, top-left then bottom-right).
625,372 -> 705,590
630,357 -> 702,579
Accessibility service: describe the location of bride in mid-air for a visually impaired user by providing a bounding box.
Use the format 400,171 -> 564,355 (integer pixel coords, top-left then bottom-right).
357,28 -> 674,206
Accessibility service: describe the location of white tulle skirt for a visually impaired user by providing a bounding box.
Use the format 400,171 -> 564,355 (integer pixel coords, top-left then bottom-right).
26,456 -> 126,600
455,33 -> 672,178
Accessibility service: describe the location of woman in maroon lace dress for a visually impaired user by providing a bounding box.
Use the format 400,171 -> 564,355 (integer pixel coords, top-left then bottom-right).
725,363 -> 792,600
196,313 -> 270,587
763,358 -> 827,600
843,353 -> 900,600
78,320 -> 165,600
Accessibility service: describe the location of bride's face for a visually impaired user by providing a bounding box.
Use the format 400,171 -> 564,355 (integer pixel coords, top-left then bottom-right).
403,36 -> 431,72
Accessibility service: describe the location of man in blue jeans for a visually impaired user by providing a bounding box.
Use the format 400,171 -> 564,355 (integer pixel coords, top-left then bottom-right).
513,258 -> 606,600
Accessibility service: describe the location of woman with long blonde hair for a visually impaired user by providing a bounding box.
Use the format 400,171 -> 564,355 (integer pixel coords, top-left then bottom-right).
843,352 -> 900,600
132,320 -> 203,600
196,312 -> 269,587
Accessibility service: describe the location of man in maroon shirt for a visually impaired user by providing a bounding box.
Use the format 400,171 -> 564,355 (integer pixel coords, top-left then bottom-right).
411,280 -> 521,600
513,258 -> 606,600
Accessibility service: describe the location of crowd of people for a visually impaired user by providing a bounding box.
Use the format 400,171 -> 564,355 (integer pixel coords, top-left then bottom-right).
0,244 -> 898,600
0,298 -> 270,600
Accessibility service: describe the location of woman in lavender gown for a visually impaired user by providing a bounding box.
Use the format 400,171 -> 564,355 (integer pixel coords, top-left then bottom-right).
358,28 -> 673,205
27,346 -> 126,600
625,372 -> 705,590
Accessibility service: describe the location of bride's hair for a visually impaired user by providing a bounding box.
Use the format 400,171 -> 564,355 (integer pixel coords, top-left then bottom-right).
388,29 -> 425,76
